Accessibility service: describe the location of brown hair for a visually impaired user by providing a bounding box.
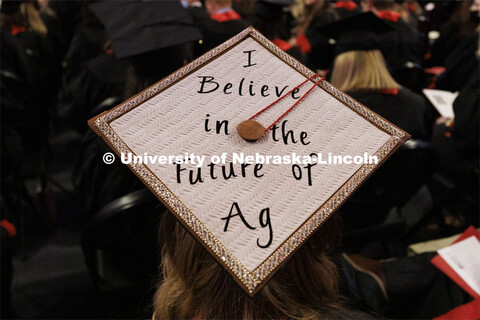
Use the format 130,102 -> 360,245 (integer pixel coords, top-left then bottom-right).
330,50 -> 400,92
153,212 -> 358,319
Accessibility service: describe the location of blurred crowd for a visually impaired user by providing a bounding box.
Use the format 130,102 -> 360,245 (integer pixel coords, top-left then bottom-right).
1,0 -> 479,319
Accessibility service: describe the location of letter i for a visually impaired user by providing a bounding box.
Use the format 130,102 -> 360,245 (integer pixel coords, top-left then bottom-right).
204,114 -> 211,132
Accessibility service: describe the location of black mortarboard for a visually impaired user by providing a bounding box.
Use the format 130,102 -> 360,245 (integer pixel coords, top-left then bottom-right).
254,1 -> 285,21
319,12 -> 393,56
90,0 -> 202,59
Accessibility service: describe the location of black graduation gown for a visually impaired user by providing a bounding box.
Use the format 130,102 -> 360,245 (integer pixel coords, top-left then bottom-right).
436,33 -> 479,92
304,10 -> 338,70
41,11 -> 70,61
47,0 -> 83,45
62,25 -> 107,81
187,7 -> 249,54
2,29 -> 55,167
427,19 -> 462,68
431,66 -> 479,188
347,88 -> 431,140
60,53 -> 129,134
1,30 -> 29,182
451,62 -> 479,159
72,130 -> 145,217
341,89 -> 434,230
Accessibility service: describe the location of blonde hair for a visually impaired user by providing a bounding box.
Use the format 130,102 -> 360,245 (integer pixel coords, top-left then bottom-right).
330,50 -> 400,92
153,212 -> 357,320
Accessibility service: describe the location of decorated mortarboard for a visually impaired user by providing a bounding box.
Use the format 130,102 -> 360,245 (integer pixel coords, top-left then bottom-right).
90,0 -> 202,59
319,12 -> 393,55
88,27 -> 409,295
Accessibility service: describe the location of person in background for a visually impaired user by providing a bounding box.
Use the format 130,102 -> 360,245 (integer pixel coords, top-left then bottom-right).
250,0 -> 308,65
73,1 -> 201,218
60,3 -> 107,87
361,0 -> 425,91
331,49 -> 429,138
327,13 -> 433,244
1,0 -> 59,207
328,13 -> 430,139
430,3 -> 479,228
185,0 -> 250,54
293,0 -> 337,71
427,0 -> 478,70
339,250 -> 472,319
434,0 -> 479,92
401,0 -> 424,31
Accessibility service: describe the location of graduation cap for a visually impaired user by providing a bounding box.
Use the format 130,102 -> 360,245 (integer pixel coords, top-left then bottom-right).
90,0 -> 202,59
319,12 -> 393,56
89,27 -> 409,295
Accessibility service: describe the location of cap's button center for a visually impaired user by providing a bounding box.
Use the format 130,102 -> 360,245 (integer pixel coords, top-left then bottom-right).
237,119 -> 265,142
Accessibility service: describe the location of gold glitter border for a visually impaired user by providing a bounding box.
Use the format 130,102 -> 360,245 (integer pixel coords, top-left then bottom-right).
89,27 -> 409,295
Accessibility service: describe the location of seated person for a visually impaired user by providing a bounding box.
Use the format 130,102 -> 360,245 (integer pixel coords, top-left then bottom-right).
362,0 -> 425,90
327,13 -> 431,139
364,0 -> 424,66
331,49 -> 430,140
293,0 -> 338,70
250,0 -> 309,66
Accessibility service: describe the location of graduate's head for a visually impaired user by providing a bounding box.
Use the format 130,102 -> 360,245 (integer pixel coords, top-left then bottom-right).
330,50 -> 400,92
153,212 -> 347,320
90,1 -> 201,97
320,12 -> 400,91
